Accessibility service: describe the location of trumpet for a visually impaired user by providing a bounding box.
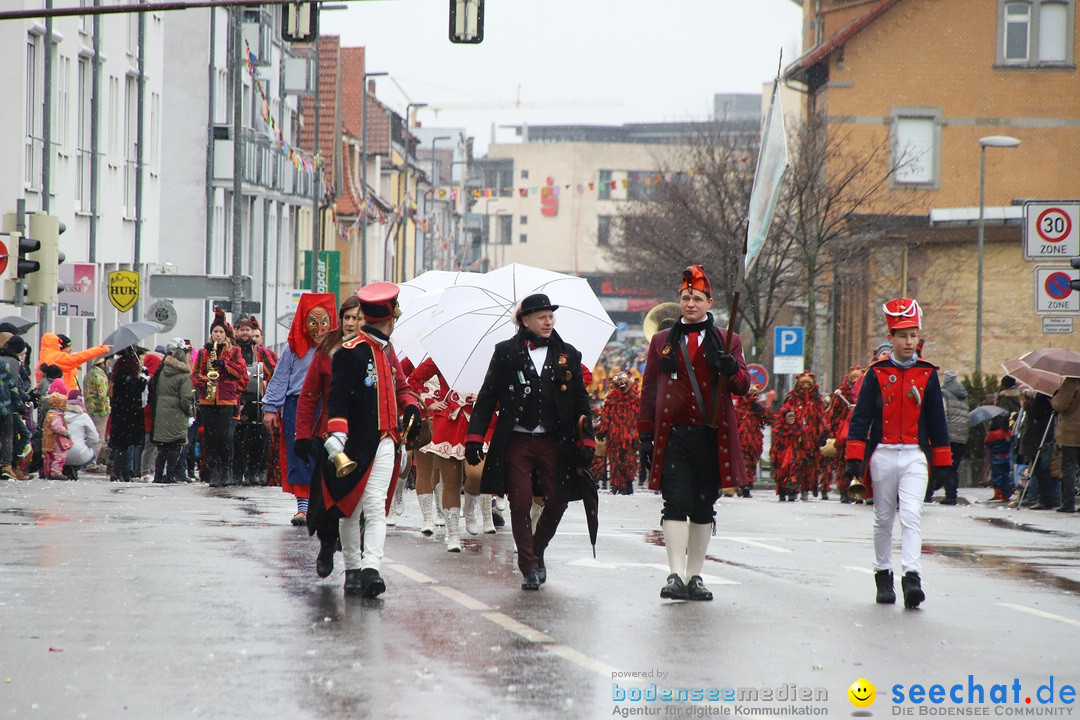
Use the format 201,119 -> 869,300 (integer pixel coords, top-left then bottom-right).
205,342 -> 220,403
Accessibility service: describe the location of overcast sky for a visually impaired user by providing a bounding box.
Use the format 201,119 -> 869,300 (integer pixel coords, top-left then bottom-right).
331,0 -> 804,152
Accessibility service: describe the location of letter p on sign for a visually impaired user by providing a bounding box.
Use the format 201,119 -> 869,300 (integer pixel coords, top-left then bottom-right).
774,326 -> 804,357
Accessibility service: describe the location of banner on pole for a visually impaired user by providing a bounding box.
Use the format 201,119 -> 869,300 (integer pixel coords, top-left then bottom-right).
745,82 -> 790,273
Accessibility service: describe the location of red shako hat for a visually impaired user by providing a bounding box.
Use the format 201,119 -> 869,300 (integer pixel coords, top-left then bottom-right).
357,282 -> 400,323
882,297 -> 922,332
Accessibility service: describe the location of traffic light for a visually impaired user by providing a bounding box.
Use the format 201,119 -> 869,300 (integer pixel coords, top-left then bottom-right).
1072,257 -> 1080,291
25,213 -> 65,306
281,2 -> 318,43
449,0 -> 484,44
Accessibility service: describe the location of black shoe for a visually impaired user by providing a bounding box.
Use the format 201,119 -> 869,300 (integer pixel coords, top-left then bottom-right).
1056,505 -> 1077,513
521,570 -> 541,591
740,487 -> 751,498
812,488 -> 819,498
820,491 -> 828,501
874,570 -> 896,604
535,549 -> 546,585
940,497 -> 957,506
660,573 -> 689,600
778,495 -> 786,502
343,569 -> 364,596
316,544 -> 335,578
840,492 -> 853,504
686,575 -> 713,601
492,509 -> 505,527
901,571 -> 925,609
360,568 -> 385,598
1030,502 -> 1053,510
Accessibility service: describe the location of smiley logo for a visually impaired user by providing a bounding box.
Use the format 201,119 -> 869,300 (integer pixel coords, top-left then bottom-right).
848,678 -> 876,708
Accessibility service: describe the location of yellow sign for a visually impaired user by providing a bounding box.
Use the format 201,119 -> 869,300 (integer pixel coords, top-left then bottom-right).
107,270 -> 140,313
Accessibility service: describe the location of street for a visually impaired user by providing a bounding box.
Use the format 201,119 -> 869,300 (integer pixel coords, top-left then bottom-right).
3,475 -> 1080,719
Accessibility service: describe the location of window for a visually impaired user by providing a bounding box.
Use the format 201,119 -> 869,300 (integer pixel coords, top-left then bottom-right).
520,215 -> 528,225
25,33 -> 43,187
498,214 -> 512,244
520,234 -> 527,243
520,169 -> 529,179
55,55 -> 71,154
598,169 -> 612,200
77,56 -> 92,210
497,168 -> 513,197
597,215 -> 612,246
124,74 -> 138,216
891,109 -> 940,188
150,92 -> 160,174
108,76 -> 119,161
627,170 -> 654,201
998,1 -> 1075,67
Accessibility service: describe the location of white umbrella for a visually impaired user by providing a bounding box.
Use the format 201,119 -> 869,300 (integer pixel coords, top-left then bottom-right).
396,270 -> 479,307
420,264 -> 615,394
392,289 -> 443,366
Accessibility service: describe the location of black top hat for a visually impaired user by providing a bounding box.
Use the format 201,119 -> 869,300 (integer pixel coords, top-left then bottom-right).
515,293 -> 559,320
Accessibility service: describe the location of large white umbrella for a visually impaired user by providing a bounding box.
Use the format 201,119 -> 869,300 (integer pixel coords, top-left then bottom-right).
396,270 -> 479,307
392,289 -> 443,366
419,264 -> 615,394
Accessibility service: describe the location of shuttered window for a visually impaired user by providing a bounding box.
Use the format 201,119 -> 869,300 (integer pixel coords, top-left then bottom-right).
997,0 -> 1074,67
893,117 -> 935,185
1039,2 -> 1068,61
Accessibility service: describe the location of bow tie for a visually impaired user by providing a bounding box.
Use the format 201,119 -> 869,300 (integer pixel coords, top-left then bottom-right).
526,340 -> 543,351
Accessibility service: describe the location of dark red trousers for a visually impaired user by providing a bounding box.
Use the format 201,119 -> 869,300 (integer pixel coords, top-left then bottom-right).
505,433 -> 567,574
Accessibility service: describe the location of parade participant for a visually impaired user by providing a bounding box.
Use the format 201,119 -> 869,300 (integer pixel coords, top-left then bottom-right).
770,409 -> 801,501
845,298 -> 951,608
639,265 -> 750,601
825,368 -> 860,503
784,370 -> 827,500
293,294 -> 361,578
37,333 -> 110,393
232,317 -> 276,486
263,293 -> 337,525
84,355 -> 110,471
464,293 -> 595,591
250,321 -> 277,364
734,385 -> 768,498
192,310 -> 247,487
408,357 -> 495,548
596,372 -> 639,495
323,283 -> 422,597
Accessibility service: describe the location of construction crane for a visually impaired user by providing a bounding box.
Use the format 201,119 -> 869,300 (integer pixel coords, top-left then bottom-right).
426,84 -> 621,117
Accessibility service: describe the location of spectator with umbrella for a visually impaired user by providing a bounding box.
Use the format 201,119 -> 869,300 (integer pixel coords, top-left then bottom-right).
149,339 -> 195,484
1052,376 -> 1080,514
107,346 -> 145,482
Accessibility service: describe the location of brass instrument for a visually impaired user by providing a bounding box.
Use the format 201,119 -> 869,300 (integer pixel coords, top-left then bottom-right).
848,475 -> 868,501
332,452 -> 357,477
204,342 -> 220,403
643,302 -> 681,341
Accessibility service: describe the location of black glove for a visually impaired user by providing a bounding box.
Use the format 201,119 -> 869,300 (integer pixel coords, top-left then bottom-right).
930,465 -> 949,488
464,441 -> 485,467
293,437 -> 312,462
577,445 -> 595,468
402,405 -> 423,443
845,459 -> 864,480
716,352 -> 739,378
639,435 -> 653,471
212,359 -> 225,371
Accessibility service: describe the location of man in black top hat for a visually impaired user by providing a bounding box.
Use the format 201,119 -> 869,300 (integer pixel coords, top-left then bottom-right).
465,293 -> 595,591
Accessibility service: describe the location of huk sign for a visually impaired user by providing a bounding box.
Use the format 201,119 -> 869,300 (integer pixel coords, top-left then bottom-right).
107,270 -> 140,312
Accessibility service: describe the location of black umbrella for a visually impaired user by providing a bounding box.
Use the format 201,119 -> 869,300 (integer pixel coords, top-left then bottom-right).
103,321 -> 164,355
0,315 -> 37,334
577,415 -> 599,558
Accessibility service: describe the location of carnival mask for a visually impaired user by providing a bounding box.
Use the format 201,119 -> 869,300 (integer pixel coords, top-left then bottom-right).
305,306 -> 332,342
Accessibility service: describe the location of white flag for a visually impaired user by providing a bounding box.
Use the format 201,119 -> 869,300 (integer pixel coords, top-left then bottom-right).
745,82 -> 789,273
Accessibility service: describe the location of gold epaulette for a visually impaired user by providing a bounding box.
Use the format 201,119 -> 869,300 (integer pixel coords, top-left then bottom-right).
342,332 -> 371,350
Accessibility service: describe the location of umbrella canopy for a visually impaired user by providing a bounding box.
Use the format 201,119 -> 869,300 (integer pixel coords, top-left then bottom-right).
396,270 -> 479,307
103,321 -> 164,355
969,404 -> 1008,427
420,264 -> 615,394
1001,348 -> 1080,397
392,289 -> 443,366
0,315 -> 37,334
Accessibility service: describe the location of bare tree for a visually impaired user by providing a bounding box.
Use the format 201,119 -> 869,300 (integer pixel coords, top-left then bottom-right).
607,121 -> 801,362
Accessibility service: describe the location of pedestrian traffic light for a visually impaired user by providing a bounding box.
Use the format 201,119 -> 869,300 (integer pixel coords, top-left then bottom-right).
25,213 -> 65,306
281,1 -> 318,43
1071,257 -> 1080,291
449,0 -> 484,44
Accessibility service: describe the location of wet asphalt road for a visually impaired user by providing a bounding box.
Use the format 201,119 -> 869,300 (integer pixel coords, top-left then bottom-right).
3,475 -> 1080,719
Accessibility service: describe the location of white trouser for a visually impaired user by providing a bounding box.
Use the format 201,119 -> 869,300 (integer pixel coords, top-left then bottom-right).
339,437 -> 395,571
870,444 -> 928,574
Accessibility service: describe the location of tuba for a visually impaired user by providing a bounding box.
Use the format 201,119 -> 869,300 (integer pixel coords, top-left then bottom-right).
204,343 -> 220,403
643,302 -> 681,341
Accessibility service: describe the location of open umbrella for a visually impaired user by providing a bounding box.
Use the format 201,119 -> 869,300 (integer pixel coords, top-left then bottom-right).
969,404 -> 1008,427
0,315 -> 37,334
420,264 -> 615,393
1001,348 -> 1080,397
396,270 -> 479,307
103,321 -> 164,355
392,289 -> 443,366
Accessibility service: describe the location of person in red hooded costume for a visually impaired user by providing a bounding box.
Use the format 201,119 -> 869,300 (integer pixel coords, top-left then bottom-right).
639,265 -> 750,602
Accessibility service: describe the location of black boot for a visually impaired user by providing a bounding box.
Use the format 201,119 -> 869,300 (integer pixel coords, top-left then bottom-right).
874,570 -> 896,604
360,568 -> 385,598
740,486 -> 751,498
901,571 -> 925,609
534,548 -> 546,585
316,542 -> 335,578
840,490 -> 852,504
660,573 -> 689,600
687,575 -> 713,601
343,569 -> 364,595
521,570 -> 541,591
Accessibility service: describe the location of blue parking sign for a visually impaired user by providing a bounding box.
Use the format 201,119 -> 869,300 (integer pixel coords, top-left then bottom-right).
774,326 -> 804,357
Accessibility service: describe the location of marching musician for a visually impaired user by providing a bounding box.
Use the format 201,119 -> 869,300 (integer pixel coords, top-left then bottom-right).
232,317 -> 277,486
192,309 -> 247,487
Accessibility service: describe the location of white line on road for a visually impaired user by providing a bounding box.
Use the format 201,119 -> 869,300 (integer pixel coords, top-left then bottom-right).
717,536 -> 792,553
431,584 -> 491,611
997,602 -> 1080,628
382,560 -> 437,584
844,566 -> 873,575
546,644 -> 619,676
481,611 -> 554,643
567,558 -> 738,585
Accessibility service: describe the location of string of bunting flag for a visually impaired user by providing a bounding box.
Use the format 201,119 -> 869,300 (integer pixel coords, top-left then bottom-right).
430,168 -> 700,201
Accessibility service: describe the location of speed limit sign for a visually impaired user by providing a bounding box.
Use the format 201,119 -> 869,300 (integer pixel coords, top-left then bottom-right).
1024,201 -> 1080,259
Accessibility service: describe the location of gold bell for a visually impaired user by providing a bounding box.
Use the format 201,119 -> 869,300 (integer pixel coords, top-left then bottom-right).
848,476 -> 868,501
332,452 -> 357,478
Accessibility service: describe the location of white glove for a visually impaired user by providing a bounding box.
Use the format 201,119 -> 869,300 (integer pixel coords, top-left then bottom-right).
188,417 -> 196,427
398,444 -> 410,474
324,432 -> 347,460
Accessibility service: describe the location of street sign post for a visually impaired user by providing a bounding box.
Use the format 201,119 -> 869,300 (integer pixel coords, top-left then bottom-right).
773,326 -> 805,375
1024,201 -> 1080,260
746,363 -> 770,389
1033,265 -> 1080,314
148,273 -> 252,299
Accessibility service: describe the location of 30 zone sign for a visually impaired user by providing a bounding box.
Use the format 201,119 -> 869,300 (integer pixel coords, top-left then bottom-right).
1024,202 -> 1080,259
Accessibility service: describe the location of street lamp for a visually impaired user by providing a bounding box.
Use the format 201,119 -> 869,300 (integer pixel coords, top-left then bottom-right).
975,135 -> 1020,374
361,70 -> 387,283
425,135 -> 452,270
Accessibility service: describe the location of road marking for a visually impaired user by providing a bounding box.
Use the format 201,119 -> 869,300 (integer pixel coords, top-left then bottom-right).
567,559 -> 738,585
717,536 -> 792,553
382,561 -> 436,584
546,644 -> 618,676
997,602 -> 1080,628
431,584 -> 491,611
481,611 -> 554,643
845,566 -> 873,575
